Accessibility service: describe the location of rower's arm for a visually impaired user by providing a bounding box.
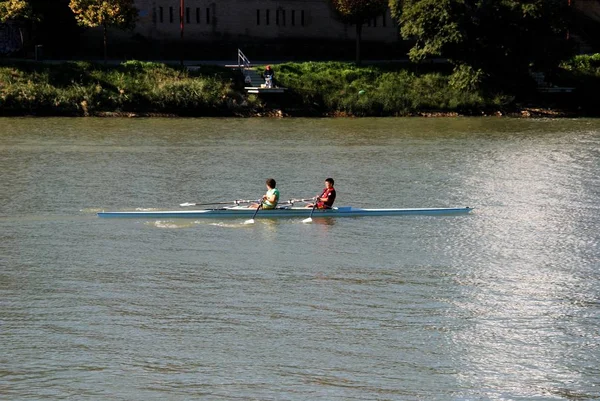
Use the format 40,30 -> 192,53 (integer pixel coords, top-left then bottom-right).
264,193 -> 277,203
317,192 -> 329,202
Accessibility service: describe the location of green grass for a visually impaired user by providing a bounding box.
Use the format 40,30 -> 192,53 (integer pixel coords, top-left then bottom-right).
1,58 -> 597,117
271,61 -> 501,116
0,60 -> 251,116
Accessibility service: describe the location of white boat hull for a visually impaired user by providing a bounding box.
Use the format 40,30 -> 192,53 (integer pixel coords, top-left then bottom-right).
97,206 -> 473,219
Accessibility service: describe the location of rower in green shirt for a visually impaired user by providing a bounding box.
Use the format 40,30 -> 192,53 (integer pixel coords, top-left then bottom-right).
249,178 -> 280,209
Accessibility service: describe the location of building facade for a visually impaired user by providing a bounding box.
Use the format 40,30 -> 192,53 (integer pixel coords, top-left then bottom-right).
132,0 -> 398,43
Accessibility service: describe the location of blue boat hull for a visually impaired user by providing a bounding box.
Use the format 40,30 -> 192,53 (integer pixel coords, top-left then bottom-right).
97,206 -> 473,219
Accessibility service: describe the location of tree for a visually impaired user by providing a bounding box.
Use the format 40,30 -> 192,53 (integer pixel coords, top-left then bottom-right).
2,1 -> 79,58
330,0 -> 389,64
0,0 -> 32,22
1,0 -> 37,55
69,0 -> 137,62
390,0 -> 572,88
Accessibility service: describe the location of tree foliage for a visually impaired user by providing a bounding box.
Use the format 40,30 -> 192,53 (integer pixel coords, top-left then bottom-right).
69,0 -> 137,30
0,0 -> 33,22
332,0 -> 388,24
0,0 -> 38,53
69,0 -> 137,61
330,0 -> 388,64
390,0 -> 572,84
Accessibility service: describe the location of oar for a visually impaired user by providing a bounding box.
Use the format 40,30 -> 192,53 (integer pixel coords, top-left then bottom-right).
180,199 -> 253,207
302,197 -> 319,223
180,201 -> 234,207
289,198 -> 314,204
244,203 -> 262,225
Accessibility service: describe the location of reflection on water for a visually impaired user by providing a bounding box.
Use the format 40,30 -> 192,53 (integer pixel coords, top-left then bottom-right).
309,217 -> 337,226
0,117 -> 599,400
141,216 -> 338,230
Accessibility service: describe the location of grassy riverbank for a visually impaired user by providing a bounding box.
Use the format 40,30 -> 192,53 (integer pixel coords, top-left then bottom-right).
0,58 -> 597,117
0,60 -> 248,117
274,61 -> 506,117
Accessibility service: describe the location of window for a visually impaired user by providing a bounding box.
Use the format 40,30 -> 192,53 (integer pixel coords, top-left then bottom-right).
196,8 -> 200,23
159,7 -> 163,23
186,7 -> 190,24
382,13 -> 386,27
206,7 -> 210,24
300,10 -> 304,26
282,10 -> 286,26
256,9 -> 260,25
276,9 -> 279,26
169,6 -> 173,23
291,10 -> 295,26
266,9 -> 270,25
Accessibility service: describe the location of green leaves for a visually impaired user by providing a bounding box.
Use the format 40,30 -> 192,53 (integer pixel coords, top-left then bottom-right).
400,0 -> 462,62
392,0 -> 571,83
68,0 -> 138,61
331,0 -> 388,24
0,61 -> 234,116
273,61 -> 492,116
0,0 -> 33,22
68,0 -> 137,29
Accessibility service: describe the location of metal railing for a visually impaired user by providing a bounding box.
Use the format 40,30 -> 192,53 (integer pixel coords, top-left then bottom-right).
237,48 -> 251,76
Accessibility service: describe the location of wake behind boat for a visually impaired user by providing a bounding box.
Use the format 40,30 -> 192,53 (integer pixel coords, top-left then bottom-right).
97,205 -> 473,219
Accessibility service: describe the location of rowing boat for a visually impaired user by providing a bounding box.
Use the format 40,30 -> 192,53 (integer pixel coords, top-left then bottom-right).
97,206 -> 473,219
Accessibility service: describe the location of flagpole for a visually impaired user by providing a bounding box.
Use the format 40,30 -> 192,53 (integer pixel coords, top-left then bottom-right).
180,0 -> 185,66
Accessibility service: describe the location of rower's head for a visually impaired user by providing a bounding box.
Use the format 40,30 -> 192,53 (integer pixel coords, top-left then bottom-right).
266,178 -> 276,189
325,178 -> 334,188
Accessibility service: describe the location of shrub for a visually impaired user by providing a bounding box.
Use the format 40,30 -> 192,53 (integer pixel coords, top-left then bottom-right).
560,54 -> 600,76
0,60 -> 237,116
273,61 -> 492,116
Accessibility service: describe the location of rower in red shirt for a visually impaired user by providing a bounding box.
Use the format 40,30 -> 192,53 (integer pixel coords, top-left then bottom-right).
307,178 -> 336,209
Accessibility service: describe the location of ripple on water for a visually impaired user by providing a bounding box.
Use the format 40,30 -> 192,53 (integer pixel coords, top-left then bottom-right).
1,117 -> 599,400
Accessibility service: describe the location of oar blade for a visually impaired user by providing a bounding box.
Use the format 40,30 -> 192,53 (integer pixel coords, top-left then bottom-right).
180,202 -> 194,207
303,197 -> 319,223
243,203 -> 262,225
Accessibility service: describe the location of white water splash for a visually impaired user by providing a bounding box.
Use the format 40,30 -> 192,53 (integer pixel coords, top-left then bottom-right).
147,220 -> 194,229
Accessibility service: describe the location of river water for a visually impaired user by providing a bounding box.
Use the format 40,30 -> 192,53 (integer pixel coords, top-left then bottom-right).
1,117 -> 599,400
